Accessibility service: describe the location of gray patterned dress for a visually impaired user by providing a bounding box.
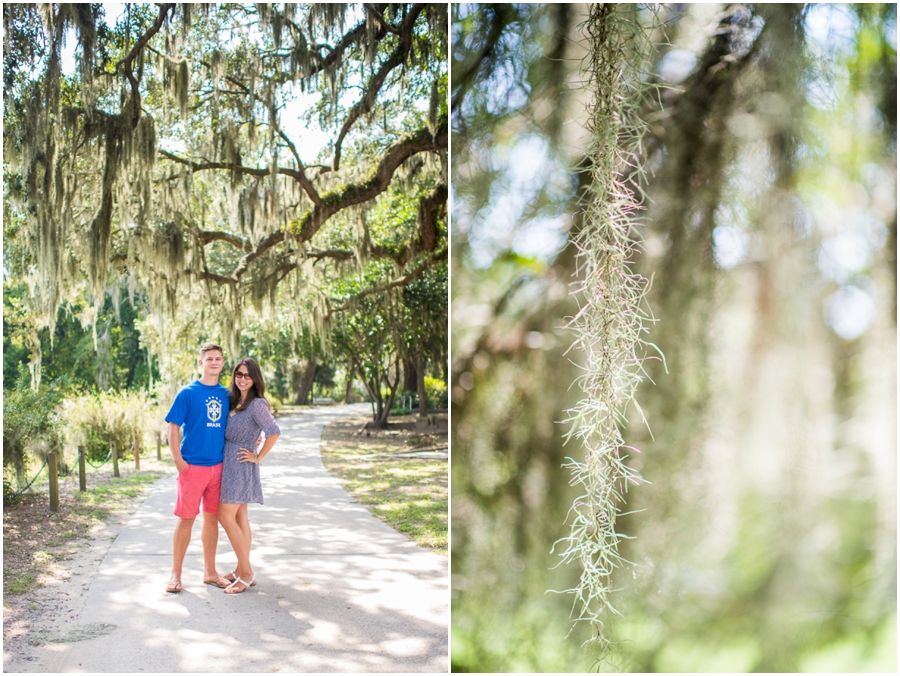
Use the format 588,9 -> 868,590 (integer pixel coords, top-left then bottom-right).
220,397 -> 281,505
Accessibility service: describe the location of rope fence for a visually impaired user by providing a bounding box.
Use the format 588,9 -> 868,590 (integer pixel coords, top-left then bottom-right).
85,447 -> 113,469
57,449 -> 80,478
5,433 -> 166,512
8,457 -> 50,499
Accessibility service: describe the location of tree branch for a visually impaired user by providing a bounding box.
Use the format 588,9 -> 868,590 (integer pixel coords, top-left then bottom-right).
291,120 -> 448,244
274,128 -> 322,206
167,121 -> 446,285
332,4 -> 426,170
417,181 -> 447,252
119,4 -> 175,128
364,4 -> 401,34
302,5 -> 389,79
112,252 -> 237,286
370,243 -> 411,266
325,248 -> 447,318
149,45 -> 324,205
184,269 -> 237,285
451,4 -> 514,111
309,248 -> 355,263
195,230 -> 253,252
158,149 -> 320,200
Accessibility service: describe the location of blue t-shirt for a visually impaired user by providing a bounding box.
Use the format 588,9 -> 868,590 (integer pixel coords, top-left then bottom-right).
165,380 -> 230,466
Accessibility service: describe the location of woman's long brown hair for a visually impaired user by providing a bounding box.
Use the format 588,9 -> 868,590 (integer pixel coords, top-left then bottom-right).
228,358 -> 268,413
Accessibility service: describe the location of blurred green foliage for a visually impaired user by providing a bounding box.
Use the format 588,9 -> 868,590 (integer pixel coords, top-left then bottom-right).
3,281 -> 157,392
451,3 -> 896,672
424,376 -> 448,409
2,366 -> 67,496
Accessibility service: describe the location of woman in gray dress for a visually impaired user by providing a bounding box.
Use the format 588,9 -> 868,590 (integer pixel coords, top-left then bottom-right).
218,358 -> 281,594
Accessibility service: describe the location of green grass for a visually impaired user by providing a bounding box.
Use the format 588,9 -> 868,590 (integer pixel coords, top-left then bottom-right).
4,571 -> 36,594
74,472 -> 161,504
3,469 -> 167,597
320,420 -> 447,554
338,470 -> 447,552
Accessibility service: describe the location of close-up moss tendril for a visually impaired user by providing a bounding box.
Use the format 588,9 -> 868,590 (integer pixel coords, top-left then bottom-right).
553,4 -> 662,655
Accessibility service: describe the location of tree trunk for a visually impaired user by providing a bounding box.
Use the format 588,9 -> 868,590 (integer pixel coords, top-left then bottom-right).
403,355 -> 417,393
295,359 -> 317,405
374,360 -> 402,428
417,350 -> 428,417
369,370 -> 385,424
344,370 -> 354,403
350,355 -> 383,423
13,442 -> 25,488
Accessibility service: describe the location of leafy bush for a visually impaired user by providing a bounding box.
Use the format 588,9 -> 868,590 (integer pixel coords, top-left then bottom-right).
60,390 -> 159,462
78,427 -> 112,463
3,367 -> 66,493
266,393 -> 282,413
424,377 -> 448,409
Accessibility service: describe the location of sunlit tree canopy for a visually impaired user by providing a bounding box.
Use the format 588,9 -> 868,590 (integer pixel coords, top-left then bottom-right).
3,3 -> 448,392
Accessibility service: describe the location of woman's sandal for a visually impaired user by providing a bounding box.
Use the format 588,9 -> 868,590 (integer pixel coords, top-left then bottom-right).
224,569 -> 257,587
224,573 -> 256,595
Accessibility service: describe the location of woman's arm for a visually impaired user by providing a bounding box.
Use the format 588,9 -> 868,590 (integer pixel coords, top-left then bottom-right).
237,434 -> 279,464
257,434 -> 280,464
238,398 -> 281,464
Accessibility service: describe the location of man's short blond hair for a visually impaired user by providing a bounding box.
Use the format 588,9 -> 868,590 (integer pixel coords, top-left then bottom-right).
199,343 -> 224,358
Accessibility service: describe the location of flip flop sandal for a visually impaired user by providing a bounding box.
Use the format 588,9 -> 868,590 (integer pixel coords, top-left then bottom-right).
224,569 -> 257,587
203,576 -> 230,588
224,574 -> 256,595
225,573 -> 256,596
166,579 -> 183,593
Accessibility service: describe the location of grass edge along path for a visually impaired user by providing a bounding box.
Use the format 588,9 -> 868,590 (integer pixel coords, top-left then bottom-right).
3,467 -> 170,599
319,415 -> 448,555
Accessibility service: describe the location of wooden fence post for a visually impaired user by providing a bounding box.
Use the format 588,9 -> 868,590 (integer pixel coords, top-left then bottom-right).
49,452 -> 59,512
134,434 -> 141,470
156,432 -> 162,461
112,441 -> 120,478
78,446 -> 86,492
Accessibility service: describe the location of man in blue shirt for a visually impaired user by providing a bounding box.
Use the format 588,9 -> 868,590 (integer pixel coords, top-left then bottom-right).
164,343 -> 231,592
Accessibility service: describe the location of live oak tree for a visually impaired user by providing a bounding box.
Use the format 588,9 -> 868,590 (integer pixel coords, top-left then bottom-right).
3,3 -> 447,416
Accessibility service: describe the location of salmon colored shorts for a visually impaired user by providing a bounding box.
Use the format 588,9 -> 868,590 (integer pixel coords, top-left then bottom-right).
174,463 -> 223,519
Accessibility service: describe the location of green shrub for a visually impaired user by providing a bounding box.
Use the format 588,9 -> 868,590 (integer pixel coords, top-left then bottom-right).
3,477 -> 20,503
60,390 -> 159,462
424,377 -> 448,408
79,427 -> 111,463
3,367 -> 66,492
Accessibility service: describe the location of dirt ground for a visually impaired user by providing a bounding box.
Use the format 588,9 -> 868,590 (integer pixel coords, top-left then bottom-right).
2,461 -> 172,672
320,413 -> 448,454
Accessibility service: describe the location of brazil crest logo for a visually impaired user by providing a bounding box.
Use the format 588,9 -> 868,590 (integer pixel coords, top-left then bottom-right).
206,397 -> 222,423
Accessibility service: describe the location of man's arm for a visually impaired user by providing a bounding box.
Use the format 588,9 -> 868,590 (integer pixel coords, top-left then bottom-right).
168,422 -> 188,473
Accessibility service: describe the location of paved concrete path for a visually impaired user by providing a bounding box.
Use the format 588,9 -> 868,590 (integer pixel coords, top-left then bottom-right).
51,404 -> 448,673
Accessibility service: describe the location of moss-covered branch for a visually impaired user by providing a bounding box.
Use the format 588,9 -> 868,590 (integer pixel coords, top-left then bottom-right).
291,120 -> 448,243
119,4 -> 175,128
